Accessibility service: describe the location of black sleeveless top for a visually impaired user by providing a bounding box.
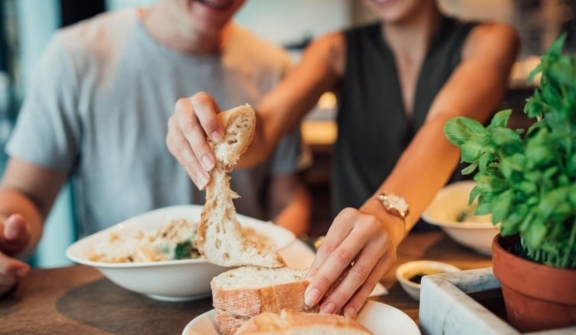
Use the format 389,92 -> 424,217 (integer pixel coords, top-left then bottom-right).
332,16 -> 477,215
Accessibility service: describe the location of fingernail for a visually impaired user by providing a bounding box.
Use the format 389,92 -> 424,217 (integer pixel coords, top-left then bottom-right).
196,171 -> 209,189
201,155 -> 215,171
16,267 -> 29,277
304,288 -> 321,307
211,131 -> 223,142
5,225 -> 17,240
344,306 -> 356,318
320,302 -> 336,314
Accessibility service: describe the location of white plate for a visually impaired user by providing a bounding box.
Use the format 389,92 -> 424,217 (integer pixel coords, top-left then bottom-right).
182,300 -> 420,335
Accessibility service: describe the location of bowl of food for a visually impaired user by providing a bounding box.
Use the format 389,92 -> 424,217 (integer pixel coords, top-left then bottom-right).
395,260 -> 460,301
422,181 -> 499,255
66,205 -> 297,302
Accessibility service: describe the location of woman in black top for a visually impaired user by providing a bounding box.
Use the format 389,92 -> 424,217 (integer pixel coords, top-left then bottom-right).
168,0 -> 519,320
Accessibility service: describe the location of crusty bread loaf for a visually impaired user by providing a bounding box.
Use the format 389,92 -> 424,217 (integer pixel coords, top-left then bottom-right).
211,267 -> 311,317
233,309 -> 373,335
198,105 -> 285,268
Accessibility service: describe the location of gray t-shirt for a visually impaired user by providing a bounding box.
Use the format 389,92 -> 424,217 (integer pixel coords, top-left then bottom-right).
7,10 -> 308,237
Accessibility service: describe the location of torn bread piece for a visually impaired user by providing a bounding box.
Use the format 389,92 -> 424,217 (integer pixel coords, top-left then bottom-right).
234,309 -> 373,335
198,105 -> 285,268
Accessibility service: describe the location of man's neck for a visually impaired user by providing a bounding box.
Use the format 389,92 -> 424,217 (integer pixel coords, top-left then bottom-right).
140,5 -> 231,55
382,2 -> 442,64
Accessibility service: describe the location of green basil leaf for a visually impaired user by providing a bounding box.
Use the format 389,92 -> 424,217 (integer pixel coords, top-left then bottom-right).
538,187 -> 568,220
526,143 -> 554,167
489,110 -> 512,129
517,181 -> 538,196
543,166 -> 560,180
460,141 -> 485,162
491,190 -> 514,224
474,199 -> 491,216
491,127 -> 522,146
500,154 -> 524,179
546,32 -> 566,59
569,184 -> 576,208
468,185 -> 481,206
567,153 -> 576,178
523,220 -> 547,250
479,152 -> 495,171
527,63 -> 543,84
444,117 -> 487,146
550,202 -> 572,224
461,162 -> 478,175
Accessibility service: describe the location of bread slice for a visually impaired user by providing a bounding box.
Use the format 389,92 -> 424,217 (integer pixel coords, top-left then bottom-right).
211,267 -> 311,317
198,105 -> 285,268
233,309 -> 373,335
215,309 -> 250,335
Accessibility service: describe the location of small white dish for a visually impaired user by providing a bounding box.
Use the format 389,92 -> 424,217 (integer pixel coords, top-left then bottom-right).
396,260 -> 460,301
182,300 -> 420,335
422,181 -> 499,255
66,205 -> 298,301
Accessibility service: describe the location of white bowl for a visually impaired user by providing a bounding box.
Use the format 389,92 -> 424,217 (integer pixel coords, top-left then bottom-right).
66,205 -> 296,302
395,260 -> 460,301
422,181 -> 499,255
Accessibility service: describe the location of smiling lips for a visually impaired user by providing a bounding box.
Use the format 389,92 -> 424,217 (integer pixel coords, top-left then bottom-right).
196,0 -> 234,11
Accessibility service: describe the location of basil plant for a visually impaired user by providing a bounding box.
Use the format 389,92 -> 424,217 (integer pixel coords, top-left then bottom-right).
444,34 -> 576,269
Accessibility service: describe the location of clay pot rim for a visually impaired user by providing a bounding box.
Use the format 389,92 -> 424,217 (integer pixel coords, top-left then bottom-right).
493,234 -> 576,275
492,234 -> 576,304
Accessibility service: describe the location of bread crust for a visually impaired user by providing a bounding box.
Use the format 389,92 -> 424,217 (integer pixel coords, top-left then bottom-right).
215,308 -> 249,335
212,278 -> 310,317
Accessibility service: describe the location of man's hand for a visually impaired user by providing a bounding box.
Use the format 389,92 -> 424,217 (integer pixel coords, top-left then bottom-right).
0,214 -> 31,296
166,92 -> 225,189
304,208 -> 399,318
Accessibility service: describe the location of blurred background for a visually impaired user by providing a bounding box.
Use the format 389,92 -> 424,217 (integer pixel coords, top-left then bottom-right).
0,0 -> 574,268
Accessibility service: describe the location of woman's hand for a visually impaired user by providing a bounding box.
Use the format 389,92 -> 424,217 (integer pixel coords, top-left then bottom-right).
0,214 -> 31,296
166,92 -> 225,189
304,207 -> 401,318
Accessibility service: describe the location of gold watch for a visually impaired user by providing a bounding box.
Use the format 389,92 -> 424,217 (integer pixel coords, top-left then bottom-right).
377,192 -> 409,236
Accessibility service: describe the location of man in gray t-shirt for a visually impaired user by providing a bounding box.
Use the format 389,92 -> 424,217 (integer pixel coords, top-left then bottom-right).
0,0 -> 311,295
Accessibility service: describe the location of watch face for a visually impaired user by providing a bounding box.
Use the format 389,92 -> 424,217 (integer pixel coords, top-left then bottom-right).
386,194 -> 408,213
379,193 -> 409,218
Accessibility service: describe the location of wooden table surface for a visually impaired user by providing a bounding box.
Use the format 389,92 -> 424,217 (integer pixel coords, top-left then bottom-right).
0,232 -> 492,335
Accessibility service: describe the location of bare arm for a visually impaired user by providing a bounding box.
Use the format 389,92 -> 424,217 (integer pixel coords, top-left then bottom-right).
166,32 -> 345,189
0,158 -> 67,294
268,172 -> 311,236
305,23 -> 520,317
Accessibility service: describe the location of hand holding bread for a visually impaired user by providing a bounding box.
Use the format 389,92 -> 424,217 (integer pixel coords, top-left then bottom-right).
304,207 -> 400,318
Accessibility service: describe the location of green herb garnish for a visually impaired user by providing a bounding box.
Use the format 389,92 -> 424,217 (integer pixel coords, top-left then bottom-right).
173,241 -> 193,260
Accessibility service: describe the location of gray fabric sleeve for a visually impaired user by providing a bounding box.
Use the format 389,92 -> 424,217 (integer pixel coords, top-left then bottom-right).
6,33 -> 81,171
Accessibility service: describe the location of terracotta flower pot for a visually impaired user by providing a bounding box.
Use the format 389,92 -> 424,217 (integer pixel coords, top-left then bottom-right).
492,234 -> 576,332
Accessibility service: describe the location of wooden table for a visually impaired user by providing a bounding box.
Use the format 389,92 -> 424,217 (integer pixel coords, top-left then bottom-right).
0,232 -> 492,335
